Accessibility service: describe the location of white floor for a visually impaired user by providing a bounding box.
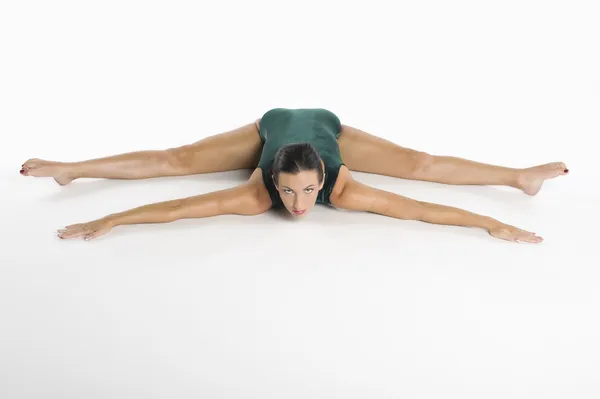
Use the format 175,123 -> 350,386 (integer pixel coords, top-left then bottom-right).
2,159 -> 598,398
2,1 -> 599,398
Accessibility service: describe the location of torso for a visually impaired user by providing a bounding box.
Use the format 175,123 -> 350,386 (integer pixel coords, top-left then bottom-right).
254,108 -> 348,208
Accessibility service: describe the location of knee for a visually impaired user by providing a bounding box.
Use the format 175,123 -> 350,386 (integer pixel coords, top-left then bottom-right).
165,146 -> 194,171
411,151 -> 435,174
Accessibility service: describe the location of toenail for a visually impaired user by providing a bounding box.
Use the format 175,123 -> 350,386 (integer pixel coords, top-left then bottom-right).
564,169 -> 569,173
20,169 -> 24,174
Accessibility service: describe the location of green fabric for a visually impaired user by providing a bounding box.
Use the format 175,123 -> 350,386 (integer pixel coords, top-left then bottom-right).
257,108 -> 344,207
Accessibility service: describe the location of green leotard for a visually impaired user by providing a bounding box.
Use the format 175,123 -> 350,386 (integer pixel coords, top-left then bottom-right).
257,108 -> 345,208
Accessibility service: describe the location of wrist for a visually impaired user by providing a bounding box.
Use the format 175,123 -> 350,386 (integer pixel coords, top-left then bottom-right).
482,217 -> 501,231
102,214 -> 120,227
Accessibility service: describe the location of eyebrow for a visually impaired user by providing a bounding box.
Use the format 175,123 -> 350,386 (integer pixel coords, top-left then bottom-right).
282,185 -> 316,190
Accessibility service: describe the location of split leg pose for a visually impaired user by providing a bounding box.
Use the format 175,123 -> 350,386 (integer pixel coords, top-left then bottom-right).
20,108 -> 568,243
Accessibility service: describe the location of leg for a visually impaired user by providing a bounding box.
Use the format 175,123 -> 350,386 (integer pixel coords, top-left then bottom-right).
20,121 -> 264,185
338,124 -> 569,195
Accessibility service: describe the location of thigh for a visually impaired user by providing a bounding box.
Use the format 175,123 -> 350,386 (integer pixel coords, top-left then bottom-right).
337,124 -> 430,178
168,120 -> 264,173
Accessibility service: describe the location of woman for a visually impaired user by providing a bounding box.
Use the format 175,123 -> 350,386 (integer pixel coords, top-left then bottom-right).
20,108 -> 568,243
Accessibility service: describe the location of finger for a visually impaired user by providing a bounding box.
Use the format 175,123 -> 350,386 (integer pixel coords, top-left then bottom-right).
523,235 -> 543,243
499,233 -> 517,242
58,224 -> 79,233
58,230 -> 85,239
516,232 -> 543,243
519,229 -> 541,238
514,229 -> 540,240
84,230 -> 97,241
59,226 -> 90,239
84,229 -> 107,241
515,227 -> 533,234
63,223 -> 81,229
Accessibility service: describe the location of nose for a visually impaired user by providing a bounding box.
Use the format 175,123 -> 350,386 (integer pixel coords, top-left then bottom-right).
293,199 -> 304,210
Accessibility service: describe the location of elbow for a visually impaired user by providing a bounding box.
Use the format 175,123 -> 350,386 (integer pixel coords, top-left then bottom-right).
410,201 -> 429,221
240,202 -> 271,216
220,184 -> 272,216
237,187 -> 272,216
164,199 -> 186,222
410,201 -> 445,223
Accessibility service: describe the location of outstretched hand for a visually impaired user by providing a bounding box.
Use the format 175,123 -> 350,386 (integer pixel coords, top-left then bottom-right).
57,218 -> 113,241
488,223 -> 543,243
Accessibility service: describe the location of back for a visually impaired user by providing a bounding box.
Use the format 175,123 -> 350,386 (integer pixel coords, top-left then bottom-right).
257,108 -> 344,207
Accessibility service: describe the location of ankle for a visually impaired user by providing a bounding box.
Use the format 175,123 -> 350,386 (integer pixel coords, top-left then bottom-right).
513,169 -> 527,190
59,163 -> 79,180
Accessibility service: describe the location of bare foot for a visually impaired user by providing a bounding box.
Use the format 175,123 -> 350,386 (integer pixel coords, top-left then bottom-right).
20,158 -> 75,185
517,162 -> 569,195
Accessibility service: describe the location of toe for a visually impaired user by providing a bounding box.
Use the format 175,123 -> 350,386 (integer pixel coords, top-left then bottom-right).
23,158 -> 43,169
554,162 -> 568,173
542,162 -> 567,177
548,162 -> 562,170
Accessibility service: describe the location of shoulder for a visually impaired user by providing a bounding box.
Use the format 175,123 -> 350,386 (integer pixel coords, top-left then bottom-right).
328,168 -> 380,211
245,168 -> 274,212
248,166 -> 285,210
328,165 -> 352,206
327,166 -> 387,211
257,108 -> 288,128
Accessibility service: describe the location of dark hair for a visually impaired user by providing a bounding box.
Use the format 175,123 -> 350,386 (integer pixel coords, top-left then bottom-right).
272,143 -> 324,186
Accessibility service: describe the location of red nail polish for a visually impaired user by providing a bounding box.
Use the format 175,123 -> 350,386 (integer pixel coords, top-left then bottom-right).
564,169 -> 569,173
20,169 -> 24,174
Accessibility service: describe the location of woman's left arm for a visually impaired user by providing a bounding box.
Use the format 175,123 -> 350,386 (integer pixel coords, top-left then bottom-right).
330,179 -> 543,243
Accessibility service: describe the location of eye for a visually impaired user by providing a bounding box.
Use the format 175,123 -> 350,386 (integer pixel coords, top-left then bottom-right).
305,188 -> 314,193
283,189 -> 293,194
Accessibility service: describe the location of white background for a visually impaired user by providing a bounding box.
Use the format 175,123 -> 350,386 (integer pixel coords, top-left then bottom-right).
1,0 -> 599,398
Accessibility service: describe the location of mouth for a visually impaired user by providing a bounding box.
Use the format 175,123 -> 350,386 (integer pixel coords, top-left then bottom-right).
292,209 -> 306,215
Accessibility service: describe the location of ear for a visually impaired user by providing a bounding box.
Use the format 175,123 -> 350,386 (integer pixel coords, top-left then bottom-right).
272,174 -> 278,189
319,173 -> 326,190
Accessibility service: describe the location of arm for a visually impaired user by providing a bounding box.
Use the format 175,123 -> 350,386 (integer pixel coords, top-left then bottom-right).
330,179 -> 543,243
107,183 -> 269,225
57,181 -> 272,240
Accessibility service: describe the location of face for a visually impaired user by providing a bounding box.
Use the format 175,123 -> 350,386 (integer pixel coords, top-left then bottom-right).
273,169 -> 325,218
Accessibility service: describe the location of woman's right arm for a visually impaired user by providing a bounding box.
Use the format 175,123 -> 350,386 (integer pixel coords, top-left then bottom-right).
57,181 -> 272,240
109,183 -> 269,224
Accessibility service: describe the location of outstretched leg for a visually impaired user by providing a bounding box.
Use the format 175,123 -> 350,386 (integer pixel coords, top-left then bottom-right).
338,124 -> 568,195
20,120 -> 263,185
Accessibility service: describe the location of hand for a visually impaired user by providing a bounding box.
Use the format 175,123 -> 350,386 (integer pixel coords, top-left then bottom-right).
57,217 -> 113,241
488,223 -> 543,243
